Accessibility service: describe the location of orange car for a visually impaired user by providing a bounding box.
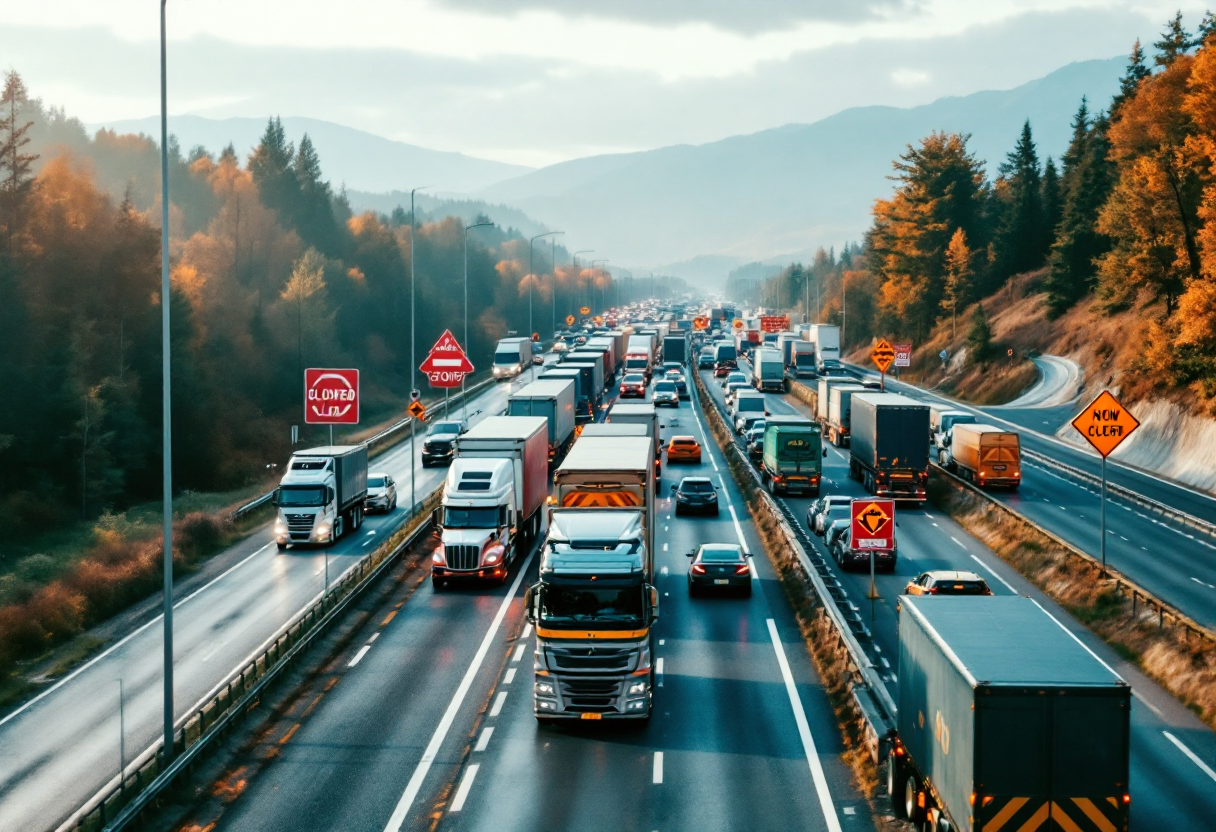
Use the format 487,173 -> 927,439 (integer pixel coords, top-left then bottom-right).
666,435 -> 702,464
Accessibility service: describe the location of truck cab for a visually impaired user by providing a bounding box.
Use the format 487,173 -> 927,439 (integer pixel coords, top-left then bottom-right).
434,459 -> 517,585
493,337 -> 533,380
273,445 -> 368,549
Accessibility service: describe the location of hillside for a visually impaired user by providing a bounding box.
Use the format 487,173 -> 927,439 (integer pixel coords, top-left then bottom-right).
88,115 -> 531,194
479,57 -> 1124,269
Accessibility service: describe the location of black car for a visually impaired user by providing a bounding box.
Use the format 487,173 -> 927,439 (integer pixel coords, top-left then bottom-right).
421,420 -> 466,466
687,543 -> 751,596
671,476 -> 719,515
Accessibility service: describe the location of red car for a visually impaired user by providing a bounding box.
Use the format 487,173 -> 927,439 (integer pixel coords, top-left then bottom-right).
619,373 -> 648,398
713,362 -> 736,378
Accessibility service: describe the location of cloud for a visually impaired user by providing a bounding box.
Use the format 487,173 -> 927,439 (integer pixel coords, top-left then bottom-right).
892,68 -> 932,87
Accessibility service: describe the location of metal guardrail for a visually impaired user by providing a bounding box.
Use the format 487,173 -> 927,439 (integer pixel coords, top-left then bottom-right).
230,378 -> 496,522
69,488 -> 445,832
691,372 -> 897,759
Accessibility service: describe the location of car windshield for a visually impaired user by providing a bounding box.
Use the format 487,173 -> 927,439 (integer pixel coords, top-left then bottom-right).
682,479 -> 713,492
624,375 -> 645,384
367,476 -> 386,488
443,506 -> 500,528
278,486 -> 326,507
828,505 -> 852,517
700,546 -> 743,563
494,350 -> 521,364
431,423 -> 462,435
654,382 -> 676,393
540,584 -> 644,624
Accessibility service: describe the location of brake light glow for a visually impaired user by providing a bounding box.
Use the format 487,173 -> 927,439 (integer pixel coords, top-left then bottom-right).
691,563 -> 706,574
735,564 -> 750,575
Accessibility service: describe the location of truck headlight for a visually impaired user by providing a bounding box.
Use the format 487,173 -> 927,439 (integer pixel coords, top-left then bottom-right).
314,522 -> 331,537
274,518 -> 286,532
535,682 -> 554,695
432,546 -> 446,565
628,681 -> 647,695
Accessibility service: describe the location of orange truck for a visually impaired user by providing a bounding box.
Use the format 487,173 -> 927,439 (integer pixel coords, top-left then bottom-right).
946,423 -> 1021,489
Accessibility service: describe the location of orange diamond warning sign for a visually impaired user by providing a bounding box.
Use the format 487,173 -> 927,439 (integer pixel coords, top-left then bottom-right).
407,400 -> 426,421
871,338 -> 896,374
851,499 -> 894,550
1071,390 -> 1139,458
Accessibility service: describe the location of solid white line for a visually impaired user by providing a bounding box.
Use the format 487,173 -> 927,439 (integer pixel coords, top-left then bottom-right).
449,763 -> 480,812
1028,599 -> 1122,679
727,506 -> 750,554
490,691 -> 508,717
653,752 -> 664,784
748,556 -> 759,579
381,552 -> 534,832
348,645 -> 372,668
656,657 -> 665,687
503,668 -> 517,685
1132,690 -> 1163,717
0,540 -> 273,728
512,643 -> 526,663
969,555 -> 1018,594
1163,732 -> 1216,783
474,727 -> 494,752
766,619 -> 843,832
362,538 -> 375,547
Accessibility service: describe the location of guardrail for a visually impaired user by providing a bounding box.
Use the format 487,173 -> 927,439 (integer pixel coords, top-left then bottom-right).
70,487 -> 445,832
691,372 -> 897,762
230,377 -> 496,522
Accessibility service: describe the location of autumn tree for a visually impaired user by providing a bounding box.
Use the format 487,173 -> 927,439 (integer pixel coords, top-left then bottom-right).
941,228 -> 973,340
0,70 -> 37,254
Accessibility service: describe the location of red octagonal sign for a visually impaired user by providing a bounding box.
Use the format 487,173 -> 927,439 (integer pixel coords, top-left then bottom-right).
305,368 -> 360,424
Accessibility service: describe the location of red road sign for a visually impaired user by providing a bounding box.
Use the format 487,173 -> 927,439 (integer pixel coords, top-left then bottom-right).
893,343 -> 912,368
420,330 -> 474,388
851,499 -> 895,550
304,368 -> 360,425
760,315 -> 789,333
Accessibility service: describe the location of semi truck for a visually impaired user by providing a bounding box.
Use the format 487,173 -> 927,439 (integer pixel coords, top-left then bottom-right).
807,324 -> 841,372
563,352 -> 607,395
890,596 -> 1130,832
713,342 -> 738,376
816,376 -> 858,425
273,445 -> 369,549
751,348 -> 786,392
540,367 -> 595,425
943,423 -> 1021,489
552,436 -> 656,558
433,416 -> 548,588
824,384 -> 866,447
492,337 -> 533,380
606,401 -> 662,481
507,379 -> 577,460
849,393 -> 930,501
663,333 -> 690,366
585,336 -> 618,379
790,340 -> 816,378
761,416 -> 823,496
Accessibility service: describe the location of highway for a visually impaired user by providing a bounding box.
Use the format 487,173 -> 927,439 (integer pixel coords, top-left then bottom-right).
169,370 -> 877,832
699,362 -> 1216,829
0,379 -> 523,832
830,367 -> 1216,630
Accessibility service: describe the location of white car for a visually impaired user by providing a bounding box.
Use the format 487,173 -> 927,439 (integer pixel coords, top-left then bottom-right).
365,473 -> 398,513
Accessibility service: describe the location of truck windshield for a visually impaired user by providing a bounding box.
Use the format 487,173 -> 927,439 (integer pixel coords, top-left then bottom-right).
494,351 -> 520,364
443,506 -> 501,528
278,486 -> 326,507
795,354 -> 815,365
540,584 -> 644,624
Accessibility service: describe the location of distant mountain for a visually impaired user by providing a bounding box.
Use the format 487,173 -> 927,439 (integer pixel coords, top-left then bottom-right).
88,115 -> 532,194
345,190 -> 554,239
478,57 -> 1125,272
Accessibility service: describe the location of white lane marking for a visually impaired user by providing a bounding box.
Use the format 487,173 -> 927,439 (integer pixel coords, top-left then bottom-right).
843,807 -> 856,815
1163,732 -> 1216,783
449,763 -> 480,812
512,643 -> 526,663
653,752 -> 664,784
381,552 -> 534,832
923,512 -> 933,519
931,522 -> 939,527
766,618 -> 843,832
950,536 -> 967,550
0,540 -> 273,728
1132,690 -> 1164,717
348,645 -> 372,668
664,525 -> 669,532
490,691 -> 508,717
474,726 -> 494,752
367,530 -> 376,536
880,657 -> 891,669
1192,577 -> 1216,590
503,668 -> 517,685
748,556 -> 759,579
522,622 -> 533,638
1028,600 -> 1121,679
656,657 -> 665,687
717,477 -> 734,507
663,544 -> 669,553
368,632 -> 380,644
727,505 -> 750,554
969,555 -> 1018,594
362,538 -> 376,547
661,565 -> 669,576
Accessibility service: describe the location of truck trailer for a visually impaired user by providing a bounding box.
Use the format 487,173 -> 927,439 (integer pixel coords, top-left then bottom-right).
274,445 -> 369,549
849,393 -> 930,501
507,379 -> 577,461
890,596 -> 1130,832
563,352 -> 607,396
751,348 -> 786,393
760,416 -> 823,496
808,324 -> 841,372
944,423 -> 1021,489
540,367 -> 595,425
824,384 -> 866,447
790,340 -> 816,378
663,333 -> 690,366
606,402 -> 662,481
552,436 -> 656,558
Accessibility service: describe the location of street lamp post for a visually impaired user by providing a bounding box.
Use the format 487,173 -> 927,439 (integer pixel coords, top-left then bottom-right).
551,237 -> 559,337
462,221 -> 493,419
529,231 -> 562,335
409,186 -> 429,515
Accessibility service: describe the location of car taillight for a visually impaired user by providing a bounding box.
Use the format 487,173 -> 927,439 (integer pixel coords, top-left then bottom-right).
928,586 -> 939,594
691,563 -> 706,574
735,564 -> 750,575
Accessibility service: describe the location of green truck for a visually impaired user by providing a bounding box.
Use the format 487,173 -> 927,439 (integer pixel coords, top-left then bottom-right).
760,415 -> 824,496
891,596 -> 1131,832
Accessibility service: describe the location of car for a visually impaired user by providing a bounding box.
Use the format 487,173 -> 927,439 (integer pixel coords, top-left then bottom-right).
667,435 -> 703,465
824,517 -> 851,550
720,371 -> 748,389
652,380 -> 680,407
574,335 -> 588,345
737,414 -> 765,437
670,375 -> 689,399
662,361 -> 683,375
421,419 -> 468,466
745,425 -> 765,461
831,527 -> 898,572
551,341 -> 569,353
619,373 -> 648,398
903,570 -> 993,597
713,363 -> 735,378
672,475 -> 718,515
724,381 -> 749,405
698,349 -> 716,369
808,495 -> 852,535
364,472 -> 397,513
687,543 -> 751,596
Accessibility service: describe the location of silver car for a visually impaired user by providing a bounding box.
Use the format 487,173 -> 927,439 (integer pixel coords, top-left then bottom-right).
809,496 -> 852,535
365,473 -> 397,513
824,518 -> 851,550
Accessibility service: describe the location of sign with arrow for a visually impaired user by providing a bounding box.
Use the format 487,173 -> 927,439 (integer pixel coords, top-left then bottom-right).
407,400 -> 426,421
419,330 -> 474,389
851,499 -> 895,550
871,339 -> 896,374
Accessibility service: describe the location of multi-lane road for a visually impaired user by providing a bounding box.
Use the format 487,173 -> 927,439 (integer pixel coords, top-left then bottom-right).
699,360 -> 1216,830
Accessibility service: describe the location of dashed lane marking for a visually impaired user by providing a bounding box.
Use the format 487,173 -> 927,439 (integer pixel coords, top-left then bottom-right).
512,643 -> 526,663
347,645 -> 372,668
490,691 -> 508,717
449,764 -> 480,812
653,752 -> 664,784
474,727 -> 494,752
503,668 -> 516,685
656,657 -> 665,687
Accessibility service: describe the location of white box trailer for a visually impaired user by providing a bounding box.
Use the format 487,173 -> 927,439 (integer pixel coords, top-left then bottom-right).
508,379 -> 577,460
553,436 -> 656,559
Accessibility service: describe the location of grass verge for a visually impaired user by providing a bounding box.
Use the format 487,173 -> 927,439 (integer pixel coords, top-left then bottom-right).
929,474 -> 1216,730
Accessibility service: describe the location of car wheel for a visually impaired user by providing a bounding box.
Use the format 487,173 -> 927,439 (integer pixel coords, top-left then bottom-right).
904,774 -> 925,824
674,504 -> 683,516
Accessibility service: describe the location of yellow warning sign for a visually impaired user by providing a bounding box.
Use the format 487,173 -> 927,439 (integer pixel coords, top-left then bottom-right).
1071,390 -> 1139,458
855,502 -> 891,535
566,314 -> 576,326
871,338 -> 896,374
407,400 -> 426,421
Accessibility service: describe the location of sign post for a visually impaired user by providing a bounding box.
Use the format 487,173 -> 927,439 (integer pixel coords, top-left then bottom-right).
1071,391 -> 1140,574
870,339 -> 895,391
852,498 -> 895,620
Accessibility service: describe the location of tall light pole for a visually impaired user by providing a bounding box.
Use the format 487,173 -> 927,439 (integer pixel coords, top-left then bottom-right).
463,221 -> 492,420
157,0 -> 177,765
409,185 -> 429,515
550,236 -> 560,337
573,250 -> 593,317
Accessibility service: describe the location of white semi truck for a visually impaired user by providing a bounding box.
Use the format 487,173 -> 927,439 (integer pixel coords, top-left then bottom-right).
492,337 -> 534,380
273,445 -> 368,549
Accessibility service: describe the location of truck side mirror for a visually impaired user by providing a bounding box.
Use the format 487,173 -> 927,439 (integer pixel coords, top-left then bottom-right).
270,489 -> 280,507
431,507 -> 442,529
523,585 -> 537,625
686,550 -> 696,557
648,585 -> 660,621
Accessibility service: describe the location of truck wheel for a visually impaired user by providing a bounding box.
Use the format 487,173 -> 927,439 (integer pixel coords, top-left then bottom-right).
904,774 -> 925,824
887,759 -> 906,819
276,541 -> 287,551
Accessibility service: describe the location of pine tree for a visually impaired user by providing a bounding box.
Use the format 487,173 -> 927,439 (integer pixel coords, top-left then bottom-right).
966,304 -> 994,363
1042,156 -> 1062,248
1111,41 -> 1151,117
248,116 -> 298,224
292,133 -> 341,255
0,70 -> 38,255
1195,10 -> 1216,47
993,120 -> 1047,280
1154,11 -> 1192,66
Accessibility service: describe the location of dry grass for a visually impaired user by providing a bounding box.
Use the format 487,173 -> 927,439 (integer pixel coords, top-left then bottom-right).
930,476 -> 1216,729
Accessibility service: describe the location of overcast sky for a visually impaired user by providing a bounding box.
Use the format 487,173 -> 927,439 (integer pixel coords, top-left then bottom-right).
1,1 -> 1205,167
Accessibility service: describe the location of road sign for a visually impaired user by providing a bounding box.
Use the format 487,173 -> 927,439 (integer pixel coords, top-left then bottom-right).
420,330 -> 474,389
566,314 -> 576,326
851,499 -> 895,550
407,400 -> 426,421
594,316 -> 603,326
304,368 -> 360,425
732,319 -> 744,330
693,316 -> 709,330
759,315 -> 789,333
893,343 -> 912,368
580,306 -> 591,316
1071,390 -> 1140,458
871,339 -> 895,374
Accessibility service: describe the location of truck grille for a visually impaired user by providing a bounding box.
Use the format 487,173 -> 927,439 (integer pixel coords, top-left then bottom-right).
551,650 -> 632,672
284,513 -> 315,533
445,544 -> 481,570
559,678 -> 621,711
